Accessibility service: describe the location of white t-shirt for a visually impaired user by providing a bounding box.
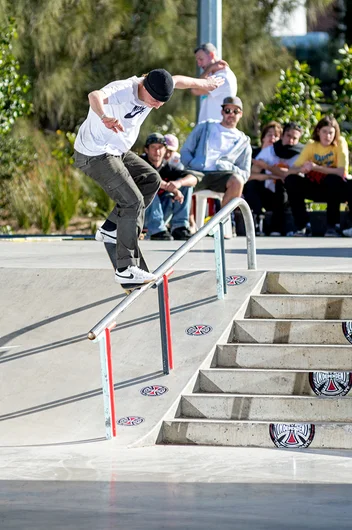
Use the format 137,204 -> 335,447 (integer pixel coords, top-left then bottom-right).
74,76 -> 152,156
256,144 -> 299,192
198,67 -> 237,123
204,122 -> 240,171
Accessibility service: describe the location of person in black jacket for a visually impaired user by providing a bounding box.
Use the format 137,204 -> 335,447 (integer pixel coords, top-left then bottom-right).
142,133 -> 198,240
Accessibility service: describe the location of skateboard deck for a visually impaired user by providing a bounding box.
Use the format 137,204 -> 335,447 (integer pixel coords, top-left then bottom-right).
104,242 -> 150,295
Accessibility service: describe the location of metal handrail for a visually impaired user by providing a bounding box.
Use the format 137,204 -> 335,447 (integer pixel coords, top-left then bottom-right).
88,197 -> 256,341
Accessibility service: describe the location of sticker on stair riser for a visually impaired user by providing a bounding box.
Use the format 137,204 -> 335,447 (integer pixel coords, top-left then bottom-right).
342,321 -> 352,345
116,416 -> 144,426
140,385 -> 168,397
186,325 -> 213,336
309,372 -> 352,397
226,275 -> 247,286
269,423 -> 315,449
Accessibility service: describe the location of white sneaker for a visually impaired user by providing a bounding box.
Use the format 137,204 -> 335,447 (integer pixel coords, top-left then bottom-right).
342,227 -> 352,237
95,227 -> 116,244
115,265 -> 156,285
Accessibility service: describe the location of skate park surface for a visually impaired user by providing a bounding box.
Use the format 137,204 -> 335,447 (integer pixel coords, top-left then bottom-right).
1,236 -> 352,529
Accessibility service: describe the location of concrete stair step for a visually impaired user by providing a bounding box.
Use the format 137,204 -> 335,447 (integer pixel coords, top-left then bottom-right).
160,419 -> 352,449
265,272 -> 352,295
248,295 -> 352,320
231,319 -> 352,345
180,394 -> 352,422
215,344 -> 352,370
198,369 -> 352,396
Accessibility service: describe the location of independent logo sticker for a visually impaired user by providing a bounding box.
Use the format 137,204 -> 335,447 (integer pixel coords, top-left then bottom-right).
186,325 -> 213,336
226,275 -> 247,286
309,371 -> 352,397
140,385 -> 169,397
116,416 -> 145,426
269,423 -> 315,449
342,321 -> 352,344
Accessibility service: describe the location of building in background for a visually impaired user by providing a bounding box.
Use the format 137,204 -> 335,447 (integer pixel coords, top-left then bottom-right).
271,0 -> 348,95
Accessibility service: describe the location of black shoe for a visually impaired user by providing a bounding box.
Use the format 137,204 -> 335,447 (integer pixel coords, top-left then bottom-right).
172,227 -> 192,240
150,230 -> 173,241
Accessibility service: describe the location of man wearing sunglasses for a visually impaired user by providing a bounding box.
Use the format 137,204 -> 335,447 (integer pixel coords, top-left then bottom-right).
180,96 -> 251,215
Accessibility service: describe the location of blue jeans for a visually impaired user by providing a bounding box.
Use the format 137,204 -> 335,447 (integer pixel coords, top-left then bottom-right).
145,186 -> 193,236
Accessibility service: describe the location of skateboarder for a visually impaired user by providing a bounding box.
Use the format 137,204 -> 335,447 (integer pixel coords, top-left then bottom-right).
74,68 -> 223,286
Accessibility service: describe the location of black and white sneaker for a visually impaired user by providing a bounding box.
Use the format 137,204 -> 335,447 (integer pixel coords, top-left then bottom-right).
115,266 -> 156,285
95,228 -> 117,244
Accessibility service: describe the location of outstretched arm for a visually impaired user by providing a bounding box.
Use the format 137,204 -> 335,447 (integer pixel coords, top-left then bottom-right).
190,61 -> 228,95
173,75 -> 224,92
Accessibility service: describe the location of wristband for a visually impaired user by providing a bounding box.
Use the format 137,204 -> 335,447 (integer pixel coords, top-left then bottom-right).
100,113 -> 107,120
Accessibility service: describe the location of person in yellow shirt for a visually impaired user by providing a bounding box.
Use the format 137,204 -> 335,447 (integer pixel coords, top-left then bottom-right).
283,115 -> 350,237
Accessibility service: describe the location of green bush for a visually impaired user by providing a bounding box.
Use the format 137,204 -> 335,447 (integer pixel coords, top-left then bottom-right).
5,161 -> 80,232
0,18 -> 32,136
258,61 -> 323,142
332,44 -> 352,124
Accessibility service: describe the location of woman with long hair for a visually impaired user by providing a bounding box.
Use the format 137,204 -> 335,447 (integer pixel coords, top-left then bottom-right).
284,115 -> 350,237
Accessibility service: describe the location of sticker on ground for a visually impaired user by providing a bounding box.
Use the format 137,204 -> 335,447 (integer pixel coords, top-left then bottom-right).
226,275 -> 247,286
309,371 -> 352,397
342,321 -> 352,345
186,325 -> 213,336
269,423 -> 315,449
140,385 -> 169,397
117,416 -> 145,426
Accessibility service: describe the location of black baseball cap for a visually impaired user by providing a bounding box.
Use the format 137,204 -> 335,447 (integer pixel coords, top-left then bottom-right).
145,132 -> 167,147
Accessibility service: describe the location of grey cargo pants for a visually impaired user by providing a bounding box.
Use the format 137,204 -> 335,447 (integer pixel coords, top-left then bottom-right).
74,150 -> 161,268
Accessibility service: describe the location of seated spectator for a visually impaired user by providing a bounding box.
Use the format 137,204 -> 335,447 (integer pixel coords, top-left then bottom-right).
164,133 -> 184,169
180,96 -> 252,226
252,121 -> 282,160
244,122 -> 303,235
342,179 -> 352,237
143,132 -> 198,240
283,115 -> 350,237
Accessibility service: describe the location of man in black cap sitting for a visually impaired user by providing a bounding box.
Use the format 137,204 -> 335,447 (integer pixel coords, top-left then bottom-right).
74,69 -> 223,286
141,132 -> 198,240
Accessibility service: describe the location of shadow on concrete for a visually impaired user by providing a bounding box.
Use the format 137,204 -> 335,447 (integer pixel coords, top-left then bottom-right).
185,247 -> 352,258
0,293 -> 125,351
0,371 -> 164,422
0,294 -> 216,364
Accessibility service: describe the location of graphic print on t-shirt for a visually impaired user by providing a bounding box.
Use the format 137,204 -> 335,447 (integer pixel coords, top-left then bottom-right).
124,105 -> 147,119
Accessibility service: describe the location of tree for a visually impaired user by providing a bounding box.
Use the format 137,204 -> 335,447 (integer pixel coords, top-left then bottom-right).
332,43 -> 352,165
258,61 -> 324,141
332,43 -> 352,123
0,0 -> 335,137
0,18 -> 32,135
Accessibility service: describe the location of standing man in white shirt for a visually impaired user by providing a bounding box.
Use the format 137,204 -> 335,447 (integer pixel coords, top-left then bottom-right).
191,43 -> 238,123
74,69 -> 223,286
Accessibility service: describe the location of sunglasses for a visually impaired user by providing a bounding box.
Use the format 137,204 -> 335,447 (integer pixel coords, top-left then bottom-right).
223,107 -> 241,115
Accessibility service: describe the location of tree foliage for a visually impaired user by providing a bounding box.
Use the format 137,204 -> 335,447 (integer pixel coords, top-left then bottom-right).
0,0 -> 331,137
0,17 -> 32,135
332,43 -> 352,123
258,61 -> 324,141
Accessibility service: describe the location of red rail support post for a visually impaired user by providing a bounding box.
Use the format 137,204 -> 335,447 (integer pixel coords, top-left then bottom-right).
163,270 -> 174,370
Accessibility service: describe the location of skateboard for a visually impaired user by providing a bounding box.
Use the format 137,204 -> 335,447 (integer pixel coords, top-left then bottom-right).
104,242 -> 150,295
